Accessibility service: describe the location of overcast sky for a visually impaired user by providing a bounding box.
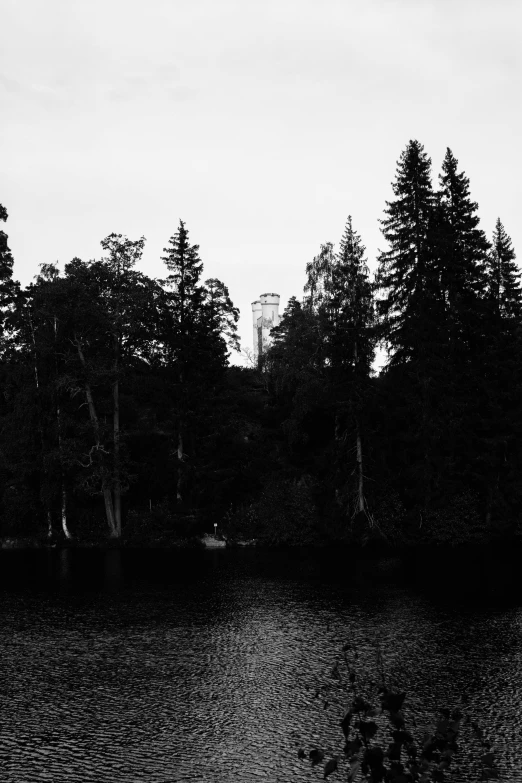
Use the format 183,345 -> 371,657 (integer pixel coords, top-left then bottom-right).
2,0 -> 521,365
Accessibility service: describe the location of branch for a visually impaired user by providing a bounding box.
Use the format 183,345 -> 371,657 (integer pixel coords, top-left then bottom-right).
76,443 -> 110,468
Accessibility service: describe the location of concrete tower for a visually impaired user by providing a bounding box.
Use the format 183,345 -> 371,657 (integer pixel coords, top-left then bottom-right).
250,292 -> 280,362
260,293 -> 280,354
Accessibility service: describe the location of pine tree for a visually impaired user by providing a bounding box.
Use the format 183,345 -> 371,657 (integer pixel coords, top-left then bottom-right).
0,203 -> 19,350
481,219 -> 522,525
432,149 -> 492,509
328,216 -> 376,526
161,220 -> 204,341
375,140 -> 439,367
437,148 -> 490,360
161,221 -> 204,502
202,278 -> 240,353
160,221 -> 229,506
375,141 -> 443,513
487,218 -> 522,322
0,203 -> 15,302
329,216 -> 375,378
266,297 -> 323,401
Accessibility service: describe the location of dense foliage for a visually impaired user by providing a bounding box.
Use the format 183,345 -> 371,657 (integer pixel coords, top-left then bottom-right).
1,139 -> 521,546
299,639 -> 501,782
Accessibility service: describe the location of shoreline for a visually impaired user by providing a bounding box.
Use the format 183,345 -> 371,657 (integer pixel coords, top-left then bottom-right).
1,535 -> 519,552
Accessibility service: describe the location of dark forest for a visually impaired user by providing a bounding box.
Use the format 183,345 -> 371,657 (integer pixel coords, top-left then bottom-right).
1,139 -> 521,548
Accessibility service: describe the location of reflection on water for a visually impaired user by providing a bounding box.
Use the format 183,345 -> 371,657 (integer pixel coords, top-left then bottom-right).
0,546 -> 521,782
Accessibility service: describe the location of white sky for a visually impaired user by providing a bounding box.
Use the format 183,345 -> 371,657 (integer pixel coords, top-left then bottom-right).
2,0 -> 521,366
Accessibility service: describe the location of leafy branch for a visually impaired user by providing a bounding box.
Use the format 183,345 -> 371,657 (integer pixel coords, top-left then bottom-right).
298,639 -> 501,782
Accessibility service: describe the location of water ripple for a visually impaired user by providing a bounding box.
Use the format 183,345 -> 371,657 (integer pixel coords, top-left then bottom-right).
0,548 -> 521,781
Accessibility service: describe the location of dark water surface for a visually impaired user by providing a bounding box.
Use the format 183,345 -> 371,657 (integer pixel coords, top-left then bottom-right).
1,545 -> 522,782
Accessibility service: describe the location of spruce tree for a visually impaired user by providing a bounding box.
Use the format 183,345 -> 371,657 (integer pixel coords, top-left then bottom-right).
375,140 -> 439,367
0,203 -> 19,350
0,203 -> 15,302
437,148 -> 490,360
329,216 -> 375,379
328,216 -> 376,525
202,278 -> 240,353
487,218 -> 522,322
434,149 -> 492,509
375,141 -> 443,514
482,219 -> 522,525
161,220 -> 204,340
160,221 -> 228,505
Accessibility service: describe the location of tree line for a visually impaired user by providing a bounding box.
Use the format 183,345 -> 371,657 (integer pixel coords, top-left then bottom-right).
0,214 -> 241,541
263,140 -> 522,545
1,138 -> 521,546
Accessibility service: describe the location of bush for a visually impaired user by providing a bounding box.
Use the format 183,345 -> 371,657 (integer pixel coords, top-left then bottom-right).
419,491 -> 489,546
223,476 -> 319,545
299,639 -> 500,782
124,500 -> 203,546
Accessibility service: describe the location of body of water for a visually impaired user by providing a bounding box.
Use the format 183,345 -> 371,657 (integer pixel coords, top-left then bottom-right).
0,545 -> 521,782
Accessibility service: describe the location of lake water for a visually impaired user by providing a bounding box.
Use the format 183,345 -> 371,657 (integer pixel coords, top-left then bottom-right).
1,545 -> 521,782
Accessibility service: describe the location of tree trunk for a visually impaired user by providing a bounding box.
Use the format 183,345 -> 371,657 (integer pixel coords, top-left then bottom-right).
353,339 -> 366,518
355,417 -> 364,514
54,316 -> 72,539
176,426 -> 183,502
56,402 -> 72,540
113,377 -> 121,536
113,335 -> 121,536
176,365 -> 185,503
61,483 -> 70,539
28,312 -> 52,533
75,336 -> 118,537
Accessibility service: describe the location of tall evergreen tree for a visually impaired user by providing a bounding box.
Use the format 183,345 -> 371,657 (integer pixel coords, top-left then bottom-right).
375,140 -> 444,513
375,140 -> 438,367
327,216 -> 376,523
481,219 -> 522,525
202,278 -> 240,353
0,203 -> 19,350
433,149 -> 492,507
437,148 -> 490,360
161,220 -> 204,342
160,221 -> 228,504
487,218 -> 522,322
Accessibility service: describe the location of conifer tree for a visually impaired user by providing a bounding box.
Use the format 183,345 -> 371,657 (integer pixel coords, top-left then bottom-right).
375,140 -> 438,367
160,221 -> 229,505
487,218 -> 522,322
266,296 -> 323,402
375,141 -> 443,513
161,221 -> 204,502
481,219 -> 522,524
202,278 -> 240,353
327,217 -> 376,524
0,203 -> 19,349
161,220 -> 204,340
433,150 -> 492,506
330,216 -> 375,378
265,296 -> 327,453
437,148 -> 490,360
